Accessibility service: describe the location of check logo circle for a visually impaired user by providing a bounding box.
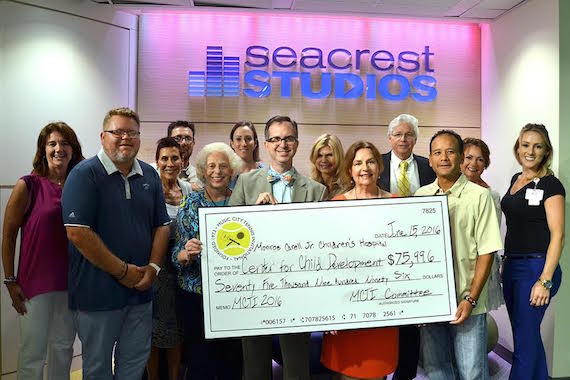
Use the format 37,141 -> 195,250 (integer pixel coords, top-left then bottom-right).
215,220 -> 253,257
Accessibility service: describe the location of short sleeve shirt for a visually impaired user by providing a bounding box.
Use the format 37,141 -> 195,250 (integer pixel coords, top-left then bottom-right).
415,174 -> 503,315
62,150 -> 170,311
501,174 -> 565,254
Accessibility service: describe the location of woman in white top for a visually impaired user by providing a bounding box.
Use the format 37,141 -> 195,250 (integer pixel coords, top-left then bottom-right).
460,137 -> 504,311
146,137 -> 191,380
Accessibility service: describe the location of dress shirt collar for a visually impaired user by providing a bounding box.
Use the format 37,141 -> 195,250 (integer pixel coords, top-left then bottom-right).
268,165 -> 296,180
390,151 -> 414,167
424,173 -> 469,196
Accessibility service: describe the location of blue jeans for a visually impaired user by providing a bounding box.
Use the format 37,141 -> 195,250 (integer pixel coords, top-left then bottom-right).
502,257 -> 562,380
421,313 -> 488,380
74,302 -> 152,380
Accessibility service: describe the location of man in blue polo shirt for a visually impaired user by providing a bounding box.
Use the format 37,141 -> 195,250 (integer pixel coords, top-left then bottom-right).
62,107 -> 170,380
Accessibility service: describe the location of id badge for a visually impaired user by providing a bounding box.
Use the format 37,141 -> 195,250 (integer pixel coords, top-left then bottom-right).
525,188 -> 544,206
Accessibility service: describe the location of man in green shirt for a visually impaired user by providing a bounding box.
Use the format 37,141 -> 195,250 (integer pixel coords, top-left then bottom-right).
415,130 -> 503,380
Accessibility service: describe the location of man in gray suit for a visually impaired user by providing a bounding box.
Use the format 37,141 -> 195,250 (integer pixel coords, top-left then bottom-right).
229,115 -> 326,380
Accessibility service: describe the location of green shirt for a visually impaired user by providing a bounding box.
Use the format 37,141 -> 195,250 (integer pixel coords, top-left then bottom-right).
415,174 -> 503,315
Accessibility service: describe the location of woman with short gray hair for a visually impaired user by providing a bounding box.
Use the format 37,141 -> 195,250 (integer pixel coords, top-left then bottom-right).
171,142 -> 243,379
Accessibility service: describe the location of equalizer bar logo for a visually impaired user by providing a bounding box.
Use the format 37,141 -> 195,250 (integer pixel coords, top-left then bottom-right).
188,46 -> 240,97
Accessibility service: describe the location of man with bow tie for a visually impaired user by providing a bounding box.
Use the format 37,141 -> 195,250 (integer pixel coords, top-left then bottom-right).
229,115 -> 327,380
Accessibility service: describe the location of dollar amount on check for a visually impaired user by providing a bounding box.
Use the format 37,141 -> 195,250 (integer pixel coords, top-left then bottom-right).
199,195 -> 456,338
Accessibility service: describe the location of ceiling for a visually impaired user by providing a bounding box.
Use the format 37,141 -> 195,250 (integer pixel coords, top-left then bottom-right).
90,0 -> 527,20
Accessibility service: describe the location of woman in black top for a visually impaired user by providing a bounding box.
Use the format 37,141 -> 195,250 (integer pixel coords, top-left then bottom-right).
501,123 -> 565,380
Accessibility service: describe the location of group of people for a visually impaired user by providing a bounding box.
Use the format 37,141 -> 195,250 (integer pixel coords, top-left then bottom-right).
1,108 -> 564,380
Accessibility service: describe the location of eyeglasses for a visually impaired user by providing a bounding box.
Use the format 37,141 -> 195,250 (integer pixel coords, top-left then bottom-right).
266,136 -> 297,144
104,130 -> 140,138
391,132 -> 415,140
173,136 -> 194,143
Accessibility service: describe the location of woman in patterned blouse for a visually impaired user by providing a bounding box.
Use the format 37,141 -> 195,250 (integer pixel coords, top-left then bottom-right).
171,142 -> 242,380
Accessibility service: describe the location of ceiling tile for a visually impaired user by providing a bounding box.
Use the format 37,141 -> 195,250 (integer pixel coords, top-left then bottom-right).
461,6 -> 505,18
91,0 -> 528,20
478,0 -> 524,10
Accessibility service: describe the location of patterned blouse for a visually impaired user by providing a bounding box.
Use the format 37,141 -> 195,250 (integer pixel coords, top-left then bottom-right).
171,190 -> 229,294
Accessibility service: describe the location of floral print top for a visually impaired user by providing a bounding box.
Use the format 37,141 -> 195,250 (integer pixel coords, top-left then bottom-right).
171,190 -> 229,294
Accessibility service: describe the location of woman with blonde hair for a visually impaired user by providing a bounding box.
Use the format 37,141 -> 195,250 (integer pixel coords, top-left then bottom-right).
501,123 -> 564,380
309,133 -> 344,199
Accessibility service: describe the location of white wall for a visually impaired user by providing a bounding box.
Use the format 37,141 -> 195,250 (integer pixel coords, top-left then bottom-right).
481,0 -> 559,374
0,0 -> 137,377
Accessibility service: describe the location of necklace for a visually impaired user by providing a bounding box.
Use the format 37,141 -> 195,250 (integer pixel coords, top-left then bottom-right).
205,186 -> 231,206
163,184 -> 182,205
48,177 -> 64,187
354,186 -> 381,199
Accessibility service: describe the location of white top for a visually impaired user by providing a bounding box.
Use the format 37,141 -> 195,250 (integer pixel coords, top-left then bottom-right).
389,151 -> 421,194
181,163 -> 203,186
165,179 -> 192,219
149,162 -> 203,187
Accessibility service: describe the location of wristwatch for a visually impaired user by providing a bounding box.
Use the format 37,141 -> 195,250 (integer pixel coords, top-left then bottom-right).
149,263 -> 161,276
538,278 -> 553,289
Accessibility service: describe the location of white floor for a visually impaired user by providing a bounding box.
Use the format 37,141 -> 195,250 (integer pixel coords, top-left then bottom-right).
272,351 -> 511,380
387,351 -> 511,380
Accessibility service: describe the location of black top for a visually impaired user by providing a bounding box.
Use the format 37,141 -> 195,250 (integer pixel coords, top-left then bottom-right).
501,173 -> 565,254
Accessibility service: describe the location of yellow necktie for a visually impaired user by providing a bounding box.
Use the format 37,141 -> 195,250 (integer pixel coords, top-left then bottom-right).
398,161 -> 410,196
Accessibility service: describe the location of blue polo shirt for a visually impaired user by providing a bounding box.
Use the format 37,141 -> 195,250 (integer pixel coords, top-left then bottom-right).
62,150 -> 170,311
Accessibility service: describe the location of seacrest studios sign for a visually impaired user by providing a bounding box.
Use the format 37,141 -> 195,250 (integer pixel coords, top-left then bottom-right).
188,45 -> 437,102
139,13 -> 481,126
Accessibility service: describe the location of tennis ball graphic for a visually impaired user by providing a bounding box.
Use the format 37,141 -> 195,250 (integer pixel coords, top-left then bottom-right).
216,221 -> 252,257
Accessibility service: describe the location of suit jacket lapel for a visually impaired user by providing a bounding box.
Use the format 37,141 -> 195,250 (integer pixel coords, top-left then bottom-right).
255,167 -> 272,195
292,175 -> 307,203
415,154 -> 427,186
378,153 -> 391,192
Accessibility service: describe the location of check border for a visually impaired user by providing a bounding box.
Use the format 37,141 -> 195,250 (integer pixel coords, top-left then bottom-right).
199,195 -> 456,338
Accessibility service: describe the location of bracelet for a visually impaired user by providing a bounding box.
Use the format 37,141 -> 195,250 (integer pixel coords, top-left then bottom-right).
149,263 -> 161,276
3,276 -> 17,285
117,262 -> 128,281
464,294 -> 477,307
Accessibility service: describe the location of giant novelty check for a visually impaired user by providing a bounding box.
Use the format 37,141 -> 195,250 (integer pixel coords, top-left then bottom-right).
198,195 -> 456,338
